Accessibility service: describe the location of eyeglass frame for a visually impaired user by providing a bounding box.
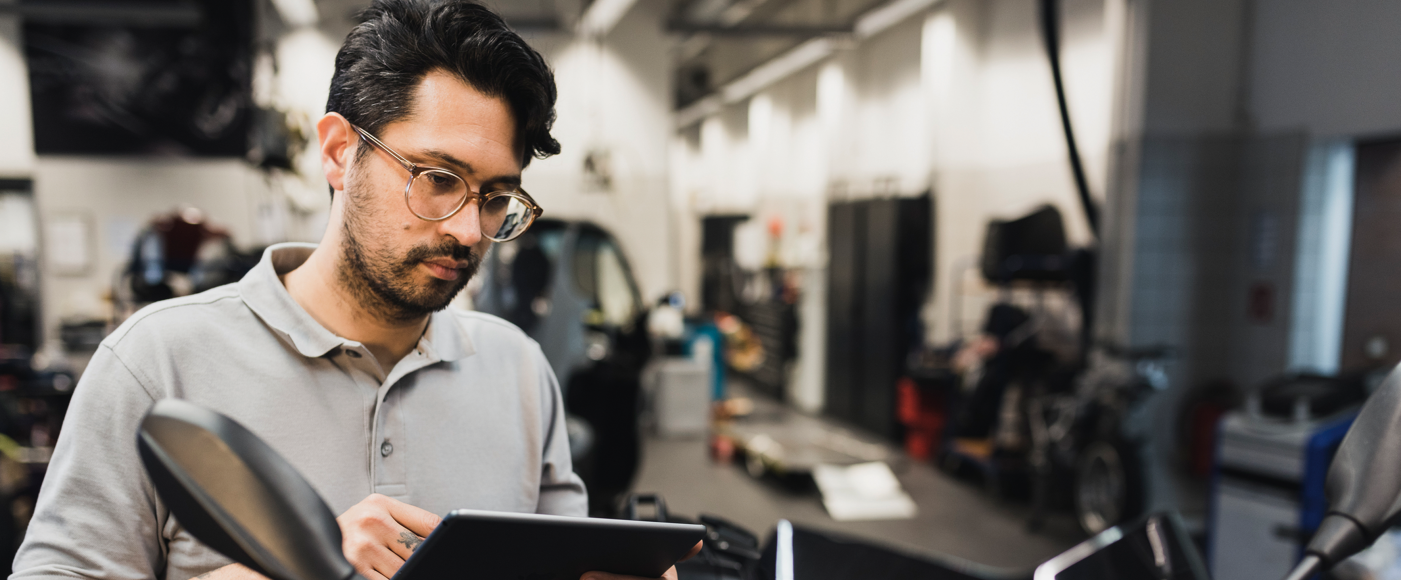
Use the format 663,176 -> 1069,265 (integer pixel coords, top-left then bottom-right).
349,123 -> 544,232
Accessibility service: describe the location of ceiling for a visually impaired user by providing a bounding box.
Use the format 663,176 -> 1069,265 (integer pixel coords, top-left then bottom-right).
313,0 -> 572,38
312,0 -> 892,109
668,0 -> 888,108
7,0 -> 894,109
6,0 -> 898,116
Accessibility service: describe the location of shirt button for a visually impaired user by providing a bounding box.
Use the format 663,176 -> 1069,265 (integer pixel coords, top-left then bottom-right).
346,349 -> 362,358
380,441 -> 393,457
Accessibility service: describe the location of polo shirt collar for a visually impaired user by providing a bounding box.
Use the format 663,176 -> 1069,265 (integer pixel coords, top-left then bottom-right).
239,243 -> 345,358
424,310 -> 475,362
239,243 -> 478,362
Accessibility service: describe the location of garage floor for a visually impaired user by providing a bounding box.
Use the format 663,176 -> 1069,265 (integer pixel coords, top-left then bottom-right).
630,387 -> 1086,571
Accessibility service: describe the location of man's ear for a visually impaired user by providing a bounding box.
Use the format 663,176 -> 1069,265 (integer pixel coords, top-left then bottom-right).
317,113 -> 355,193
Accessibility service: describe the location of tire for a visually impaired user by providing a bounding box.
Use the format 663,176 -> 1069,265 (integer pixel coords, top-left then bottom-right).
1073,438 -> 1145,535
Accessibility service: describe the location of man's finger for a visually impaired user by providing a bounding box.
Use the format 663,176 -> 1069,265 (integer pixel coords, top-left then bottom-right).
383,496 -> 443,537
387,529 -> 425,560
581,566 -> 678,580
366,544 -> 409,580
579,541 -> 700,580
353,553 -> 392,580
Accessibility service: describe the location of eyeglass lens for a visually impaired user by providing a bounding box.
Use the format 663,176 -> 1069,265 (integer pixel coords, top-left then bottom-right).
482,195 -> 532,241
407,170 -> 535,241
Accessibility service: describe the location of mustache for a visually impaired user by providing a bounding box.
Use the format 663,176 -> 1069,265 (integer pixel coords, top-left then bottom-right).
404,240 -> 477,266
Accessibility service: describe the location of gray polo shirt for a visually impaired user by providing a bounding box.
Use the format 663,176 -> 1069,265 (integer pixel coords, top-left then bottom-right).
11,243 -> 587,580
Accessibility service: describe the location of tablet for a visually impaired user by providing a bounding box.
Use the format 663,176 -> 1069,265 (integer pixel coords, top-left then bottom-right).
393,510 -> 706,580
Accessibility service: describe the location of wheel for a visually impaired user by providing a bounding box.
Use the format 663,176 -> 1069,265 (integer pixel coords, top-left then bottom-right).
1073,438 -> 1144,535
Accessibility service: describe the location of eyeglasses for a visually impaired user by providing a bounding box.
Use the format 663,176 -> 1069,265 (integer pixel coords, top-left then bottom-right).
351,124 -> 544,242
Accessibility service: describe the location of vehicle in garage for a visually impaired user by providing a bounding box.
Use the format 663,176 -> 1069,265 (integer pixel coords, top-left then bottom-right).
473,219 -> 651,516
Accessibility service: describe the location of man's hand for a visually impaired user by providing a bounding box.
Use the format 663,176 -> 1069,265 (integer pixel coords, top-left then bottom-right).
580,540 -> 704,580
337,493 -> 442,580
579,568 -> 679,580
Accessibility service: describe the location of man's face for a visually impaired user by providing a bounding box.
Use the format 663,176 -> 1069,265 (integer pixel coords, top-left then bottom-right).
338,70 -> 521,321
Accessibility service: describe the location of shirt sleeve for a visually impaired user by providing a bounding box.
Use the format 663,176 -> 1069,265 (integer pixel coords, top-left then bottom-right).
10,345 -> 168,580
532,347 -> 588,517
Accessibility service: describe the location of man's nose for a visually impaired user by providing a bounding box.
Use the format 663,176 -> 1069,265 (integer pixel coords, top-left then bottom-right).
438,198 -> 484,247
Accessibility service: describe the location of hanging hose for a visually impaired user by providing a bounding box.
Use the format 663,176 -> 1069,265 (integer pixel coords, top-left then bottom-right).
1038,0 -> 1100,364
1039,0 -> 1100,239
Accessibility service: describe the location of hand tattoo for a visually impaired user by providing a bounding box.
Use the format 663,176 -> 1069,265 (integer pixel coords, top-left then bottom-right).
396,531 -> 423,552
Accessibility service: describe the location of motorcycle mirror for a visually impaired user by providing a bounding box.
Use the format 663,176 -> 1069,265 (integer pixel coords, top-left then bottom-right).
1285,367 -> 1401,580
137,399 -> 359,580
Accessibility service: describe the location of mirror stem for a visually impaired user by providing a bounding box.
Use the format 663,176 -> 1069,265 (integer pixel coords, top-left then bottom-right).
1282,554 -> 1322,580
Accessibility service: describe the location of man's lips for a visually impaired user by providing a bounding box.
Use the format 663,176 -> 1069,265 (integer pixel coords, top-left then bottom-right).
422,258 -> 468,281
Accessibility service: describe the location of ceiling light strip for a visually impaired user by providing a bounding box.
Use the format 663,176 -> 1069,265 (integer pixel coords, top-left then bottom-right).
855,0 -> 941,40
676,95 -> 724,129
721,37 -> 834,103
675,0 -> 943,129
578,0 -> 638,38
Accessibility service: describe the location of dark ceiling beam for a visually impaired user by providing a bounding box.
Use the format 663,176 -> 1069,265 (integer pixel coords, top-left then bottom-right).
0,2 -> 202,28
666,20 -> 852,37
506,16 -> 561,31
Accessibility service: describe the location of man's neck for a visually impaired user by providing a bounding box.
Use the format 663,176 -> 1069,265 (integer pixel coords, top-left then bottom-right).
282,245 -> 428,371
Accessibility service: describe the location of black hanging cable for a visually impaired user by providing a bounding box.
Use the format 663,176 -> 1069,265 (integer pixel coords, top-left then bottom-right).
1039,0 -> 1100,239
1039,0 -> 1099,368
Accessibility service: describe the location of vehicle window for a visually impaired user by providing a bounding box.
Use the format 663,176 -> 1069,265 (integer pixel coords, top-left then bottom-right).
572,233 -> 598,303
572,228 -> 640,328
595,239 -> 637,327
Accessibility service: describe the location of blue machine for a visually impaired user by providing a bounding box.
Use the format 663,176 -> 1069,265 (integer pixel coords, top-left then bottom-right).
685,322 -> 725,400
1208,409 -> 1356,580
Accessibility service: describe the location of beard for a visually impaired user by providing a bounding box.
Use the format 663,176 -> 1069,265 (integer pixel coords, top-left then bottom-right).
338,187 -> 482,322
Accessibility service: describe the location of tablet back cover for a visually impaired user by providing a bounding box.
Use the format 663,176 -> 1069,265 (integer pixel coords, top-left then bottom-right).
394,509 -> 705,580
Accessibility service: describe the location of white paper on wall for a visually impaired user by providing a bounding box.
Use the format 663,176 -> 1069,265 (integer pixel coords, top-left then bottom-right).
45,214 -> 92,276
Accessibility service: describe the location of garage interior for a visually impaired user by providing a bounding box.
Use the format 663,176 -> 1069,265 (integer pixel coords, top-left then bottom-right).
3,0 -> 1401,579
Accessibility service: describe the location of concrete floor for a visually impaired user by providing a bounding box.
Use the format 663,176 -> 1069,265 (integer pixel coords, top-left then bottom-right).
630,396 -> 1086,572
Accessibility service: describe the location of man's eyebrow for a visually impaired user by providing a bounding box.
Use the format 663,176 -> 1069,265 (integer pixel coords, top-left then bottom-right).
417,148 -> 475,174
417,148 -> 521,187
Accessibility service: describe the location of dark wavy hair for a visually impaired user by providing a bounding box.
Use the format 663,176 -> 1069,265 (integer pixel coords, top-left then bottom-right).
325,0 -> 559,196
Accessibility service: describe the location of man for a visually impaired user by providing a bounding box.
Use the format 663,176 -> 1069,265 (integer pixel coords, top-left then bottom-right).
10,2 -> 693,580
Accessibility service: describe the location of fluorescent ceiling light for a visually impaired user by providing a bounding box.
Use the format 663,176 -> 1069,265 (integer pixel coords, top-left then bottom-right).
677,37 -> 834,128
719,0 -> 767,26
721,37 -> 834,103
270,0 -> 318,28
578,0 -> 637,38
676,0 -> 944,128
855,0 -> 940,40
676,95 -> 723,129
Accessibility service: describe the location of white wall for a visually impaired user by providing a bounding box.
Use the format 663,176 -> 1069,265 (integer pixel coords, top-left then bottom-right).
0,13 -> 34,177
520,0 -> 677,304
